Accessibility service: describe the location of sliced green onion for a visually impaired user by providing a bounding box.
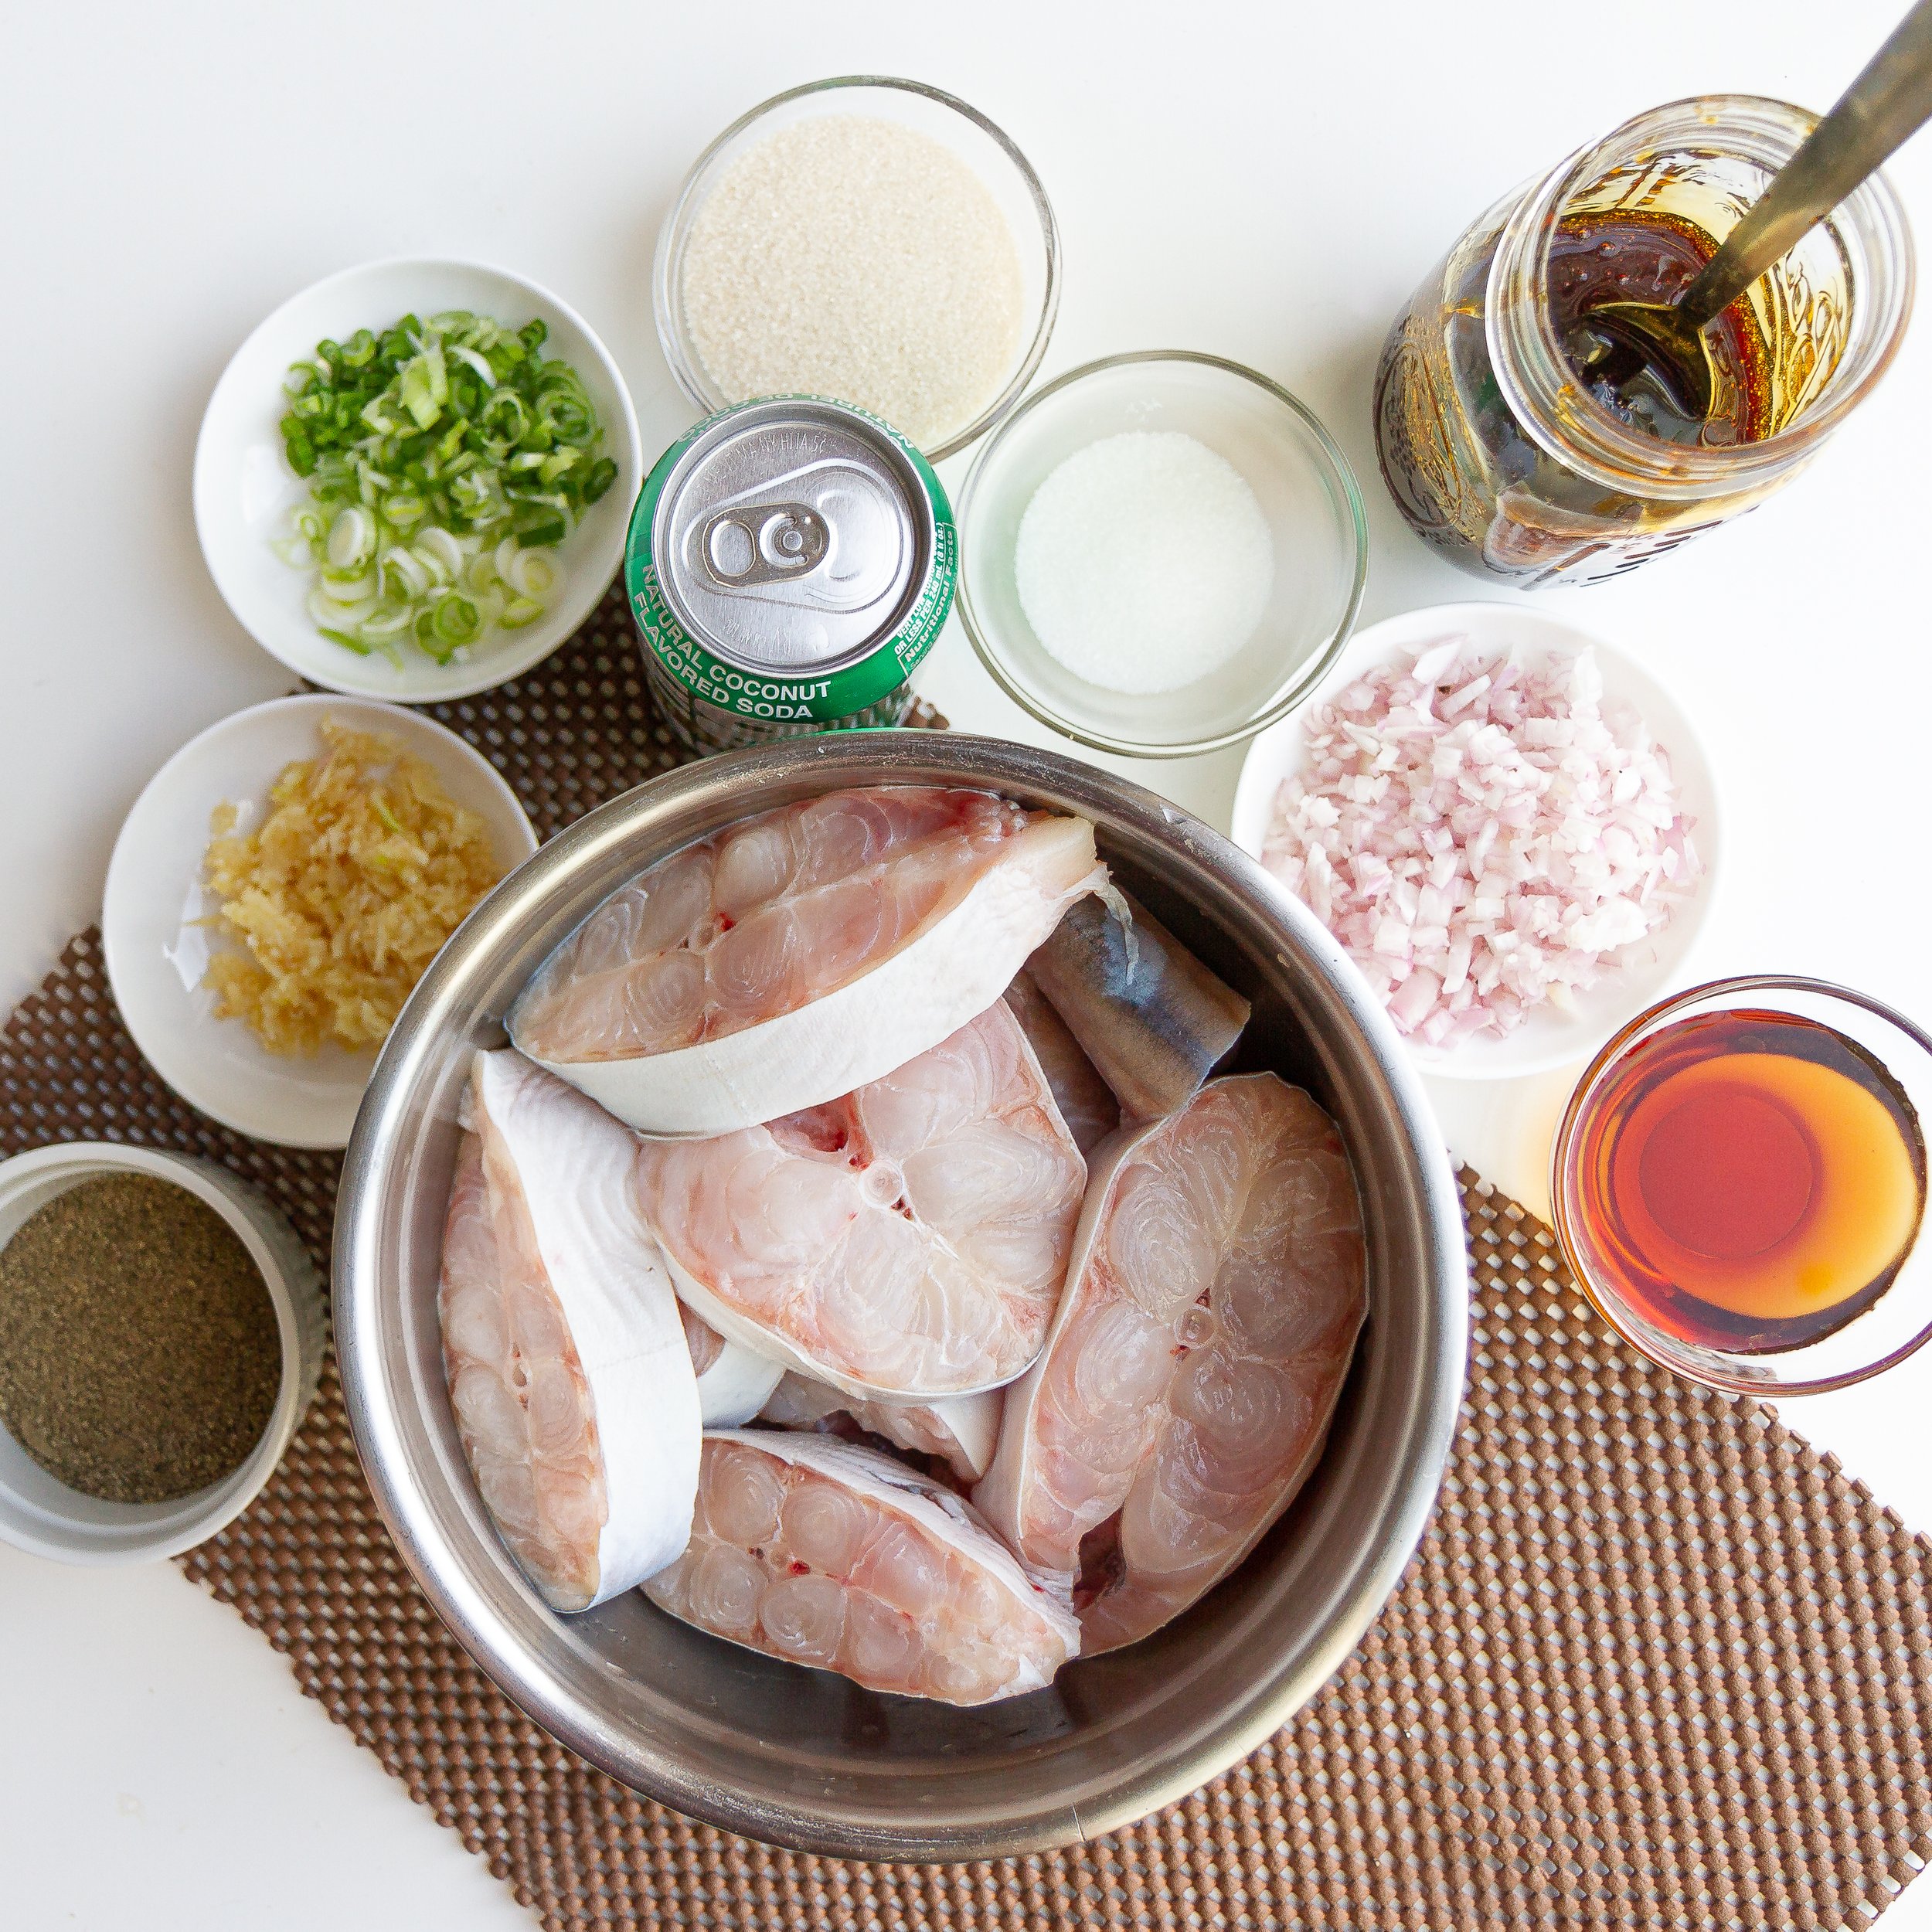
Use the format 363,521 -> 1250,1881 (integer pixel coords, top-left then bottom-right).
428,590 -> 483,648
380,546 -> 430,600
327,505 -> 375,570
308,586 -> 366,629
582,457 -> 617,504
274,305 -> 607,665
413,526 -> 464,583
502,546 -> 558,600
321,564 -> 377,604
450,345 -> 496,388
449,467 -> 509,526
358,604 -> 413,641
511,505 -> 567,547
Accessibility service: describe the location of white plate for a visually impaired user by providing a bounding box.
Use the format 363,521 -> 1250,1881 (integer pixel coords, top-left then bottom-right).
193,257 -> 641,702
104,695 -> 538,1148
1230,600 -> 1721,1081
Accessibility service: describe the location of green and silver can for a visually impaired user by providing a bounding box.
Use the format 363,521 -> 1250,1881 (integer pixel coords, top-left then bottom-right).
625,396 -> 957,754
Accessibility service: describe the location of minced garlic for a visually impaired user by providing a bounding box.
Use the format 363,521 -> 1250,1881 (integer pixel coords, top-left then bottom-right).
202,719 -> 505,1056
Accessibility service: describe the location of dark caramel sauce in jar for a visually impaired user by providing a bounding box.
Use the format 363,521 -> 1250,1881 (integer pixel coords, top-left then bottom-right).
1549,210 -> 1775,448
1569,1010 -> 1926,1354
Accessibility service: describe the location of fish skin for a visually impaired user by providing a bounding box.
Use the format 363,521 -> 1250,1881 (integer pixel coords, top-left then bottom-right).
972,1072 -> 1365,1653
1004,967 -> 1120,1157
643,1430 -> 1080,1705
439,1049 -> 702,1613
1026,889 -> 1251,1122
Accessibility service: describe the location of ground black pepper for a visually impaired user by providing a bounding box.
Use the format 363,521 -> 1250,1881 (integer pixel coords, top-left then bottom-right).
0,1173 -> 281,1502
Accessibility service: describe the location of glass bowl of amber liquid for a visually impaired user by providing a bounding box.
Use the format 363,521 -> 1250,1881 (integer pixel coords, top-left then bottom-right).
1553,977 -> 1930,1395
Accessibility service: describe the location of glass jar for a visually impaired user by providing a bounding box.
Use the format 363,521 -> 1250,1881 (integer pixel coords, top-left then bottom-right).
1372,97 -> 1915,587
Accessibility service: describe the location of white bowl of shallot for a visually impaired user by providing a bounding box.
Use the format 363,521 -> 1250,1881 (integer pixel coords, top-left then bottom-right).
1231,601 -> 1720,1080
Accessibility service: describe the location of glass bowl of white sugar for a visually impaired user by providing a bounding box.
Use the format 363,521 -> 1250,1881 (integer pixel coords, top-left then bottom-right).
655,76 -> 1060,462
957,352 -> 1368,757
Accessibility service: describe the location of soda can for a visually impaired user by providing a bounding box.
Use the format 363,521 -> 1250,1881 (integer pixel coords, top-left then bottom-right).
626,396 -> 957,754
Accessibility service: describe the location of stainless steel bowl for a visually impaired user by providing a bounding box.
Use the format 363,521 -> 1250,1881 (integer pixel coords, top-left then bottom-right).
335,733 -> 1468,1862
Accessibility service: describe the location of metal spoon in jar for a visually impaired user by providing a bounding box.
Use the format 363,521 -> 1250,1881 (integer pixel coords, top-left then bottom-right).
1576,0 -> 1932,420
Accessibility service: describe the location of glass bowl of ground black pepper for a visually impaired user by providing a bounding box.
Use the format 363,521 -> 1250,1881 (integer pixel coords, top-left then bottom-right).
0,1143 -> 323,1563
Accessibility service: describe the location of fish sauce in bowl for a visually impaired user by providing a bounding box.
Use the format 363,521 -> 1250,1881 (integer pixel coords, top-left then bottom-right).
1555,978 -> 1932,1393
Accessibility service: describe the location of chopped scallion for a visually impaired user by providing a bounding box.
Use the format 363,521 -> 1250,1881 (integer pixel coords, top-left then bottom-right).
274,306 -> 611,664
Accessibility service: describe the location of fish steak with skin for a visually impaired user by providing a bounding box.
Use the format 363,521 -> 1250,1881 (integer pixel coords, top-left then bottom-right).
438,1049 -> 701,1612
1003,966 -> 1120,1157
760,1371 -> 1003,1486
635,998 -> 1087,1400
645,1430 -> 1080,1705
511,786 -> 1105,1136
1026,889 -> 1251,1121
974,1073 -> 1366,1652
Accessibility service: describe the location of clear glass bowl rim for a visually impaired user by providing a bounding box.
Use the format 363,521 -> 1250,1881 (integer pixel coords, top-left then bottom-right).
955,349 -> 1369,760
651,73 -> 1063,464
1550,972 -> 1932,1396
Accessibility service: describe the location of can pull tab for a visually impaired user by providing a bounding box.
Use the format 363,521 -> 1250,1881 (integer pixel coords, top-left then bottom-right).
696,502 -> 829,590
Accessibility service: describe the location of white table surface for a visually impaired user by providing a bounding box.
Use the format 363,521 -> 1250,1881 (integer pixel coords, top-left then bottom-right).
5,2 -> 1930,1924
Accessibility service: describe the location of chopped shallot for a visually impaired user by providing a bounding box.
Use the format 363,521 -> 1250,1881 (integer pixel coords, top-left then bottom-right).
1261,638 -> 1699,1046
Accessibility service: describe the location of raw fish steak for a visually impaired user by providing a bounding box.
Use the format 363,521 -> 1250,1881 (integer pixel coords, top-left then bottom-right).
636,999 -> 1087,1400
974,1073 -> 1365,1652
510,787 -> 1104,1136
644,1431 -> 1079,1704
680,1304 -> 784,1427
1004,967 -> 1119,1157
760,1372 -> 1003,1485
438,1049 -> 700,1612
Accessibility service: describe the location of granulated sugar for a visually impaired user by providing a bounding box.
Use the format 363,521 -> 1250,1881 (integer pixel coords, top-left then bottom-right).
1015,430 -> 1274,695
681,114 -> 1026,451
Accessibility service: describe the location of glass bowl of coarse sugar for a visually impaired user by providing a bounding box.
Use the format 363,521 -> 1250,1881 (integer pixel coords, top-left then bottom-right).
653,76 -> 1060,463
957,352 -> 1369,760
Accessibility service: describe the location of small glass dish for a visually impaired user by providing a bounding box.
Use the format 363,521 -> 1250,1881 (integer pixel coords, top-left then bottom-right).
1553,976 -> 1932,1396
956,352 -> 1367,759
652,75 -> 1060,463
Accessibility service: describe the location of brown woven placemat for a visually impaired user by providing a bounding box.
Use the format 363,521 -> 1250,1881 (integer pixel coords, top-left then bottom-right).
7,586 -> 1932,1928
